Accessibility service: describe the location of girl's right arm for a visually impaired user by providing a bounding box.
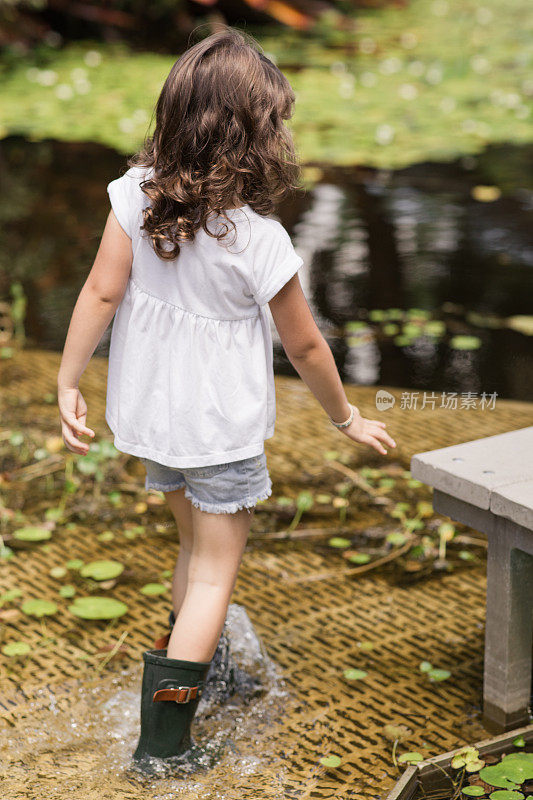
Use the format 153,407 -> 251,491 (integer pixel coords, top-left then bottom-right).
269,274 -> 396,456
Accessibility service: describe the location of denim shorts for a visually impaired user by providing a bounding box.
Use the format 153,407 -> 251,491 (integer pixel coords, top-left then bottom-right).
140,451 -> 272,515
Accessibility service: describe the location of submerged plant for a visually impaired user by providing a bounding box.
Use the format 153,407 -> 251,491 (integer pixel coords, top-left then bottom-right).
286,490 -> 314,532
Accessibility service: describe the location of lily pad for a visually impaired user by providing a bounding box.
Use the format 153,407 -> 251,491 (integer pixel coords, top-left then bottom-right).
319,755 -> 342,769
428,668 -> 451,682
398,752 -> 423,765
450,335 -> 482,351
489,793 -> 524,800
328,537 -> 352,548
479,753 -> 533,789
80,560 -> 124,581
59,585 -> 76,598
68,596 -> 128,620
22,599 -> 58,618
347,552 -> 371,564
66,559 -> 84,570
139,583 -> 167,596
13,526 -> 51,542
0,588 -> 22,605
343,668 -> 368,680
97,531 -> 115,542
50,566 -> 67,579
2,641 -> 31,657
462,787 -> 486,796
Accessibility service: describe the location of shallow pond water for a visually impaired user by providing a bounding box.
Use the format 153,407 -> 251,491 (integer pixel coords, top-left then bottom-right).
0,604 -> 293,799
0,135 -> 532,400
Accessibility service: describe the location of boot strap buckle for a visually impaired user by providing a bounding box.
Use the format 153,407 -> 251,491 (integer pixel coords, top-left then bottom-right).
152,685 -> 201,703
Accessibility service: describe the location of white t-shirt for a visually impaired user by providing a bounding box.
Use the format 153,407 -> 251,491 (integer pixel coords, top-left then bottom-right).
104,165 -> 304,468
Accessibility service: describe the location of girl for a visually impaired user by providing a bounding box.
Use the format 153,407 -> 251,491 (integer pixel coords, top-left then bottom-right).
57,27 -> 396,767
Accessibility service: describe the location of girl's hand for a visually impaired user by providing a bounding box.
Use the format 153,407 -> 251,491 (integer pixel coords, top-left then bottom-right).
58,386 -> 95,455
338,405 -> 396,455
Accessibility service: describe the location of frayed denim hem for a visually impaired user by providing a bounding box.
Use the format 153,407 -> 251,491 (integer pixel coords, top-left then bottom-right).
183,478 -> 272,515
145,479 -> 186,492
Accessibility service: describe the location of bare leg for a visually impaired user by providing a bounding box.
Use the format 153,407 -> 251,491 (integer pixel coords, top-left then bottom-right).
164,488 -> 193,616
166,505 -> 253,662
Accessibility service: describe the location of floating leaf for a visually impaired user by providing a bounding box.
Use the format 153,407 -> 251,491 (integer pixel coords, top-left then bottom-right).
438,522 -> 455,540
332,497 -> 349,508
343,668 -> 368,680
419,661 -> 433,673
296,491 -> 314,511
450,335 -> 482,351
383,724 -> 410,742
97,531 -> 115,542
328,537 -> 352,548
319,755 -> 342,769
80,560 -> 124,581
49,566 -> 67,579
480,753 -> 533,790
386,531 -> 408,545
316,493 -> 332,504
416,501 -> 434,517
22,599 -> 58,618
68,596 -> 128,620
0,588 -> 22,605
66,559 -> 84,570
471,185 -> 501,202
398,752 -> 423,764
2,641 -> 31,657
347,552 -> 371,564
489,793 -> 524,800
462,787 -> 486,796
512,735 -> 525,748
59,585 -> 76,598
357,641 -> 374,651
140,583 -> 167,596
13,526 -> 51,542
428,668 -> 451,681
452,747 -> 481,769
506,316 -> 533,336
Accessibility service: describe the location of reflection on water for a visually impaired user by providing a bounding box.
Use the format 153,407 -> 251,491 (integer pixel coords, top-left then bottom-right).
0,135 -> 532,400
0,604 -> 292,798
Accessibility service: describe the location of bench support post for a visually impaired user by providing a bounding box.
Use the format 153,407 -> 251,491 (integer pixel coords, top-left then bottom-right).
433,490 -> 533,733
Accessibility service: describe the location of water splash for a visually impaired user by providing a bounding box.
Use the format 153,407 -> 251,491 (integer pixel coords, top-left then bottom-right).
0,604 -> 292,798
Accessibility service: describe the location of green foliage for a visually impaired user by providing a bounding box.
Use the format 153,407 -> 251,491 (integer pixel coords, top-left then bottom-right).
2,641 -> 31,657
398,752 -> 423,764
22,598 -> 58,617
68,596 -> 128,619
2,0 -> 532,169
80,560 -> 124,581
13,526 -> 51,541
139,583 -> 167,596
479,753 -> 533,790
343,668 -> 368,680
319,754 -> 342,768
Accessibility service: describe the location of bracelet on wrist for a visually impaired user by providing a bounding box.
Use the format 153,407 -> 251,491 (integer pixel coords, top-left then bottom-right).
329,403 -> 355,429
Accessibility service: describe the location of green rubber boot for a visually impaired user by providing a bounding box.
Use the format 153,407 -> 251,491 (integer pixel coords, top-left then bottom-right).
132,648 -> 212,765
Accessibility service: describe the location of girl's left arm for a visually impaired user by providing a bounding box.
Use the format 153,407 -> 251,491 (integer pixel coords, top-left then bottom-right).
57,210 -> 132,455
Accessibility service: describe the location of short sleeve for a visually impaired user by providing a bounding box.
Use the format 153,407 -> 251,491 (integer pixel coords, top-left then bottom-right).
106,167 -> 142,238
251,222 -> 304,306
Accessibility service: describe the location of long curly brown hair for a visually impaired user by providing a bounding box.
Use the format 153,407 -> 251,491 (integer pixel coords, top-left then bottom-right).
128,26 -> 301,260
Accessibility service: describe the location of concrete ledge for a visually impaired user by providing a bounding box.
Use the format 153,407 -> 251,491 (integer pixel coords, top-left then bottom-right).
410,426 -> 533,511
